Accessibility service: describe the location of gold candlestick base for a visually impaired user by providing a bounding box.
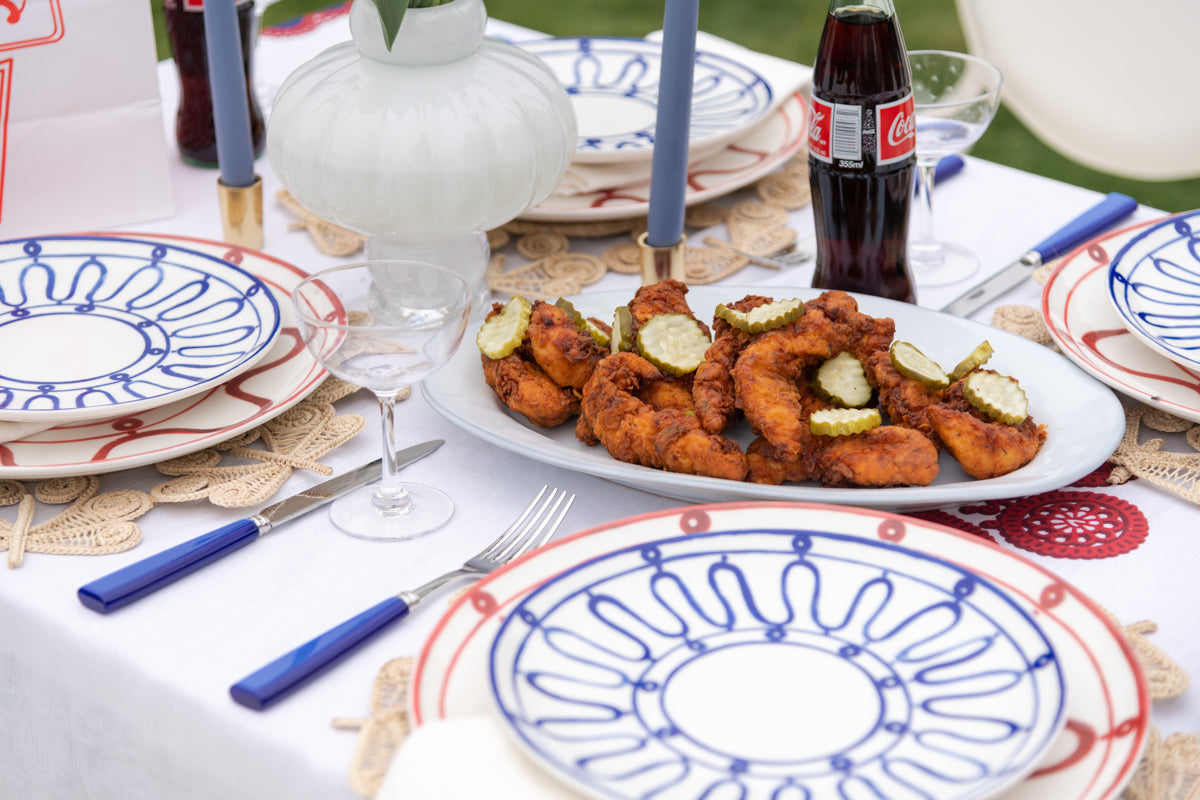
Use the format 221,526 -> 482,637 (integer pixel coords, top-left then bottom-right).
637,232 -> 687,284
217,176 -> 264,249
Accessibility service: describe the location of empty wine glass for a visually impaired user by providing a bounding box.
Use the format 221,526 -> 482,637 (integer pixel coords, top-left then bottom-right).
908,50 -> 1003,286
291,260 -> 472,541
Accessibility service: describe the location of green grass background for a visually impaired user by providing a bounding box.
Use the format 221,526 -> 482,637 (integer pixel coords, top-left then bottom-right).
152,0 -> 1200,213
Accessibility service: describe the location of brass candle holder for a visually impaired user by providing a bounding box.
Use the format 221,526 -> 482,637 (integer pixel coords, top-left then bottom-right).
637,231 -> 687,284
217,175 -> 264,249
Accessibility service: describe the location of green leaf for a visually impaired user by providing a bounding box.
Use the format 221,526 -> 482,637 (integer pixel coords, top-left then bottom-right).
369,0 -> 410,51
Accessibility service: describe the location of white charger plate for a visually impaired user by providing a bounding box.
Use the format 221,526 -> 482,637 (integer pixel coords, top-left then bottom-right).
0,233 -> 326,479
411,502 -> 1149,800
519,36 -> 773,165
1107,209 -> 1200,370
490,527 -> 1066,800
0,235 -> 280,423
1043,219 -> 1200,422
518,92 -> 806,223
423,286 -> 1124,511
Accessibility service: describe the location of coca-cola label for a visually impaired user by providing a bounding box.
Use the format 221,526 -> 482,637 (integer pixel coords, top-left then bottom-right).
809,92 -> 915,168
877,93 -> 916,164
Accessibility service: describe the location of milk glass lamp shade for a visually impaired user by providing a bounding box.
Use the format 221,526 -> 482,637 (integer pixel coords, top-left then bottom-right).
267,0 -> 577,310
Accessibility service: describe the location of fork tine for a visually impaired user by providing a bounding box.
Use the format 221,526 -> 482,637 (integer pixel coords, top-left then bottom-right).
489,488 -> 570,564
504,491 -> 575,563
476,484 -> 549,561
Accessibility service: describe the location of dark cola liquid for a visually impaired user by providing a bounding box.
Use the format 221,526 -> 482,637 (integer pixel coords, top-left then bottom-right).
163,0 -> 265,167
809,6 -> 916,303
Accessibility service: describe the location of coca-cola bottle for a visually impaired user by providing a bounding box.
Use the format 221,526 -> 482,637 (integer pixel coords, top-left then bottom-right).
162,0 -> 266,168
808,0 -> 917,303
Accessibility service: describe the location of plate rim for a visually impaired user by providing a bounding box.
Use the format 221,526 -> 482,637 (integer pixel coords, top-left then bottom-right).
489,525 -> 1068,800
409,499 -> 1150,800
519,35 -> 774,165
0,234 -> 282,423
1106,209 -> 1200,370
425,285 -> 1125,511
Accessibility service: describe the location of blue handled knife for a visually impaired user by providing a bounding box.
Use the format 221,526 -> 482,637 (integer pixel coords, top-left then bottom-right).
77,439 -> 443,613
940,192 -> 1138,317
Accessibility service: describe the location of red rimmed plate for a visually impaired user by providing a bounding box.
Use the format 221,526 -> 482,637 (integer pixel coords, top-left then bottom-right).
0,233 -> 326,479
1042,218 -> 1200,422
411,502 -> 1149,800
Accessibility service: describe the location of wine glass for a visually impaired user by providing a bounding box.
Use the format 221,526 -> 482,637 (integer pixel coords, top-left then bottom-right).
907,50 -> 1003,286
291,260 -> 472,541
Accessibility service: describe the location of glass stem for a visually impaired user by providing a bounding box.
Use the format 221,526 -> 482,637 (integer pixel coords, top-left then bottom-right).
372,390 -> 414,516
911,161 -> 944,265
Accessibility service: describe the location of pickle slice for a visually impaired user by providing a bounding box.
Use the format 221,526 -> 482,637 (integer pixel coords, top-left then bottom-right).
635,313 -> 711,376
715,298 -> 804,334
948,340 -> 995,381
475,295 -> 531,359
813,351 -> 872,408
809,407 -> 882,436
889,341 -> 950,390
610,305 -> 634,354
963,370 -> 1028,425
555,297 -> 610,347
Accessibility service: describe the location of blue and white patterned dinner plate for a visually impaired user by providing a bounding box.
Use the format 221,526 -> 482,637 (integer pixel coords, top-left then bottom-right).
490,529 -> 1066,800
519,37 -> 773,164
0,235 -> 281,423
1107,208 -> 1200,370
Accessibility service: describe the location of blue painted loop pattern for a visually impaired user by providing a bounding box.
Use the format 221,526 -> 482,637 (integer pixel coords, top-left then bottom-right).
519,37 -> 773,164
1108,208 -> 1200,370
490,529 -> 1066,800
0,235 -> 280,423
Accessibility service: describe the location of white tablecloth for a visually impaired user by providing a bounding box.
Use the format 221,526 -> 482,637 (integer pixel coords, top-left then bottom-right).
1,14 -> 1195,800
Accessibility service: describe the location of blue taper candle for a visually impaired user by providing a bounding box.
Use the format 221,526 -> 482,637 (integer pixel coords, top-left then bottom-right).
202,0 -> 256,188
646,0 -> 699,248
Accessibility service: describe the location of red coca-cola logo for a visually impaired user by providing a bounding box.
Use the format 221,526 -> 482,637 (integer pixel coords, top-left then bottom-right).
808,96 -> 832,162
877,93 -> 915,164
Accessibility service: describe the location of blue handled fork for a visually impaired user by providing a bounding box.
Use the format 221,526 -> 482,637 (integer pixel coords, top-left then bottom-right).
229,485 -> 575,711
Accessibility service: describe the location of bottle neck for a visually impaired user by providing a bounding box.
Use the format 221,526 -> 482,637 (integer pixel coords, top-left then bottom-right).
827,0 -> 896,14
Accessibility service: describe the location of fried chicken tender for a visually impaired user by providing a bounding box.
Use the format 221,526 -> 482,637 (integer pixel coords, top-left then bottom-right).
579,352 -> 746,481
745,380 -> 938,487
627,279 -> 711,338
733,295 -> 876,461
527,300 -> 606,390
692,294 -> 773,434
481,349 -> 579,428
926,376 -> 1047,479
864,350 -> 946,440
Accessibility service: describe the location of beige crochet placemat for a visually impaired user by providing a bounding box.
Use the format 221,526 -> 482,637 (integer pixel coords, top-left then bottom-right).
277,155 -> 813,300
0,375 -> 368,568
336,613 -> 1198,799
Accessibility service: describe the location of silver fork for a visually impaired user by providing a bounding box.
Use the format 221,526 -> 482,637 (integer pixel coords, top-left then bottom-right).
704,236 -> 815,269
229,486 -> 575,710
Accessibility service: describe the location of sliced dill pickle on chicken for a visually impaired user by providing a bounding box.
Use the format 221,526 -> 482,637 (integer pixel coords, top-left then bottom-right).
813,351 -> 872,408
475,295 -> 531,359
635,313 -> 711,376
610,305 -> 634,354
809,407 -> 882,436
948,340 -> 995,381
554,297 -> 609,347
714,298 -> 804,334
963,370 -> 1028,425
889,341 -> 950,390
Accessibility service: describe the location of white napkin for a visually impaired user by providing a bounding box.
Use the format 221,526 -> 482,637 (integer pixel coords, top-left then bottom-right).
552,31 -> 813,197
376,715 -> 576,800
0,420 -> 52,445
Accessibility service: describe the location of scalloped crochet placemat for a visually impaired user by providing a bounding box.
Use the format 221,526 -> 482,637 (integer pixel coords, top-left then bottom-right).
277,155 -> 813,299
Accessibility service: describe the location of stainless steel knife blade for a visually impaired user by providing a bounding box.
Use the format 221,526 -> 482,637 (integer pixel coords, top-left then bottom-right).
940,192 -> 1138,317
77,439 -> 444,613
